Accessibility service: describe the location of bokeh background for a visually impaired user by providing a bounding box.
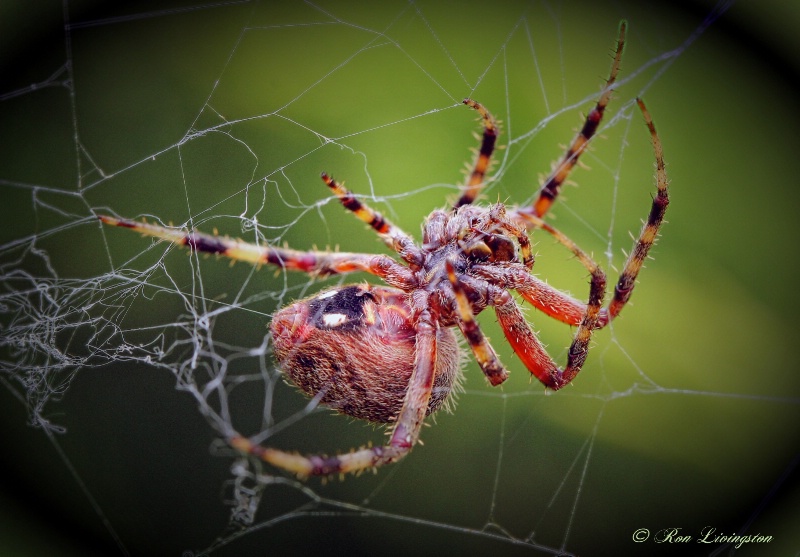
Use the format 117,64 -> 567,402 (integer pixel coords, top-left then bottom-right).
1,1 -> 798,556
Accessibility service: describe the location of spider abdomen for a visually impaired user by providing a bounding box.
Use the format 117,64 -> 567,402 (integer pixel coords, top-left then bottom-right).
271,284 -> 460,423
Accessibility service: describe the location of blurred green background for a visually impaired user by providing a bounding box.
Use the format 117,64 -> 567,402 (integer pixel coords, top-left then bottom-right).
1,1 -> 799,556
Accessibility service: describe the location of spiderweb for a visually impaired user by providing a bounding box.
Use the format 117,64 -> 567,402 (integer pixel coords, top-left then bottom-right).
2,1 -> 798,556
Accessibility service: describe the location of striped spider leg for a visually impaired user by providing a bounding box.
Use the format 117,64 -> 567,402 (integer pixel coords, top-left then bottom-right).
521,19 -> 627,220
507,98 -> 669,326
453,20 -> 627,218
100,173 -> 503,477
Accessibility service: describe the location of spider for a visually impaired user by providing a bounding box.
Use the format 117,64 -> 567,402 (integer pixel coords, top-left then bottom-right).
99,21 -> 668,478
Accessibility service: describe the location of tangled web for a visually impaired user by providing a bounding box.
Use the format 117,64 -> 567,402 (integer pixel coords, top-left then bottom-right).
2,1 -> 798,555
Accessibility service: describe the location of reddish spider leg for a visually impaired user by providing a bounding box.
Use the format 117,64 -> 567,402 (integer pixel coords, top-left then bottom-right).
482,224 -> 607,389
474,98 -> 668,388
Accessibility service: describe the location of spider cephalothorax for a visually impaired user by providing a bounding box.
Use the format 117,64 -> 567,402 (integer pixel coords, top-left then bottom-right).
415,202 -> 534,326
99,21 -> 669,477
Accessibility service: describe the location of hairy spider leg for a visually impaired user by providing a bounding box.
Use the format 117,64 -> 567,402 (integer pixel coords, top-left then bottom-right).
493,283 -> 602,390
516,20 -> 626,221
501,214 -> 536,270
511,214 -> 609,325
490,97 -> 668,326
609,98 -> 669,317
321,173 -> 424,267
464,206 -> 609,389
230,307 -> 440,476
518,225 -> 606,388
453,98 -> 499,208
445,260 -> 508,386
97,215 -> 415,286
475,266 -> 601,327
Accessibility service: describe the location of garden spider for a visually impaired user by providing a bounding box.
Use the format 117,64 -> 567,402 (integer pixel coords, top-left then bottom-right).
99,21 -> 669,477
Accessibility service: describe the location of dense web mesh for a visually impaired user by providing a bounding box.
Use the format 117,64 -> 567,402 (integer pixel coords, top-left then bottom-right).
1,1 -> 798,556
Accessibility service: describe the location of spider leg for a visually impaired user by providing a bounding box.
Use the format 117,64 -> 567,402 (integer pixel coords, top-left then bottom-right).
475,266 -> 605,327
453,99 -> 499,209
495,97 -> 668,324
229,308 -> 440,476
445,260 -> 508,386
492,280 -> 604,390
98,215 -> 415,286
610,98 -> 669,318
321,173 -> 424,267
473,217 -> 607,389
516,20 -> 626,221
503,215 -> 609,327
